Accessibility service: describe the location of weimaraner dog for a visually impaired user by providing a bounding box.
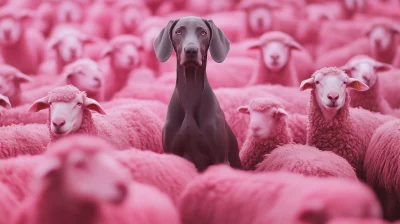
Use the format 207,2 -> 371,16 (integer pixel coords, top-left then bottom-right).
153,16 -> 242,171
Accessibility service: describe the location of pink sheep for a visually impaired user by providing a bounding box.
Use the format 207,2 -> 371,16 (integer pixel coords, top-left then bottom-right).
0,64 -> 31,106
82,0 -> 117,39
327,218 -> 391,224
364,119 -> 400,221
393,45 -> 400,68
0,182 -> 19,224
54,0 -> 88,25
0,104 -> 47,126
109,1 -> 151,38
114,148 -> 198,204
256,144 -> 357,180
300,67 -> 395,179
0,123 -> 50,159
237,98 -> 293,170
340,55 -> 395,114
11,135 -> 181,224
29,85 -> 163,152
365,18 -> 400,64
0,8 -> 45,75
113,83 -> 175,104
379,68 -> 400,109
178,165 -> 382,224
246,31 -> 305,87
100,35 -> 144,100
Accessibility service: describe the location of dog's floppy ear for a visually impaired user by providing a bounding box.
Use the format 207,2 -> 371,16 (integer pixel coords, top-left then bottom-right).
153,20 -> 177,62
205,20 -> 230,63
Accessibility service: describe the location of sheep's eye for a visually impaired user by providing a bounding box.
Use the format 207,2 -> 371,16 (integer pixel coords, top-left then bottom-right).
200,30 -> 207,36
74,161 -> 87,169
49,102 -> 52,105
343,81 -> 347,84
77,102 -> 82,106
175,30 -> 182,35
315,81 -> 320,84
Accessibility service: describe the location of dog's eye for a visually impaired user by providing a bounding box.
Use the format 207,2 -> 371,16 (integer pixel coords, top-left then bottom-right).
175,30 -> 182,35
200,30 -> 207,36
77,102 -> 82,106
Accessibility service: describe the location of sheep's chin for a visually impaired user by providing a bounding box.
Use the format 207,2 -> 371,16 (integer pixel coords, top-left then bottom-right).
51,126 -> 73,137
321,104 -> 341,120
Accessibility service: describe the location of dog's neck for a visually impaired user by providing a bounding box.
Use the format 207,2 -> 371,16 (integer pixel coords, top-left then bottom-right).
175,58 -> 210,113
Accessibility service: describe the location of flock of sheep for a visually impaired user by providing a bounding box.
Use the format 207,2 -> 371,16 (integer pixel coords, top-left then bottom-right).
0,0 -> 399,223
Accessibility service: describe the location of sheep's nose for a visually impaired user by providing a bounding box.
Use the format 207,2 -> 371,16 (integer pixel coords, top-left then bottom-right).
327,92 -> 339,103
257,17 -> 264,28
93,77 -> 101,87
374,39 -> 382,46
251,127 -> 261,132
184,46 -> 198,56
65,12 -> 72,22
270,54 -> 280,60
3,29 -> 11,39
52,118 -> 66,128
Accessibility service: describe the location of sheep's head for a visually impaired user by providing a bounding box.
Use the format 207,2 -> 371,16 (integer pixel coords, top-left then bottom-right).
49,33 -> 95,64
341,0 -> 365,17
102,35 -> 142,70
28,85 -> 106,137
248,31 -> 303,72
0,64 -> 31,97
365,18 -> 400,53
300,67 -> 369,120
237,98 -> 288,139
238,0 -> 280,35
36,135 -> 130,205
0,94 -> 11,108
56,0 -> 85,24
305,5 -> 335,22
209,0 -> 234,13
0,10 -> 33,46
138,17 -> 165,53
117,1 -> 150,32
340,55 -> 392,87
63,59 -> 103,95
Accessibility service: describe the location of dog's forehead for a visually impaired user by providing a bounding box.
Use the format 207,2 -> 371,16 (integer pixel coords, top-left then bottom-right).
174,17 -> 208,30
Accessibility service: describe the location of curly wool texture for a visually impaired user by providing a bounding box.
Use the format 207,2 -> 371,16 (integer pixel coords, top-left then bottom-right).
0,124 -> 49,159
239,99 -> 293,170
0,105 -> 47,126
114,149 -> 198,204
48,85 -> 85,103
256,144 -> 357,180
307,90 -> 395,179
178,165 -> 381,224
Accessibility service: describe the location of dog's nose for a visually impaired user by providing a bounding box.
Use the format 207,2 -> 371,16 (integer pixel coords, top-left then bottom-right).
52,118 -> 66,128
185,46 -> 198,56
327,92 -> 339,103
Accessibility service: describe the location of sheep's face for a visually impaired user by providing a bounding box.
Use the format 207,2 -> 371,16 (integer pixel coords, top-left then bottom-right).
112,43 -> 140,70
51,35 -> 90,63
343,0 -> 365,12
300,71 -> 369,119
65,60 -> 103,94
262,41 -> 290,72
0,67 -> 31,97
143,27 -> 162,53
341,58 -> 392,87
247,7 -> 273,35
367,25 -> 397,53
305,5 -> 333,22
238,106 -> 288,139
63,151 -> 129,205
0,17 -> 22,46
56,1 -> 84,24
121,6 -> 141,31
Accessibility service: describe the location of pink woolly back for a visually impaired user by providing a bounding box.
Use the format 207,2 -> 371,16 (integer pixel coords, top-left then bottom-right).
137,17 -> 165,33
110,35 -> 142,48
248,98 -> 284,112
48,85 -> 86,103
258,31 -> 295,45
312,67 -> 346,78
0,64 -> 21,74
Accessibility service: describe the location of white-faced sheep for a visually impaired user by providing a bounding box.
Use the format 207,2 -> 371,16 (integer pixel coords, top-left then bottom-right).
246,31 -> 303,87
256,144 -> 357,180
364,119 -> 400,221
28,85 -> 163,152
178,165 -> 382,224
300,67 -> 395,179
340,55 -> 394,114
237,98 -> 293,170
11,135 -> 181,224
0,64 -> 32,106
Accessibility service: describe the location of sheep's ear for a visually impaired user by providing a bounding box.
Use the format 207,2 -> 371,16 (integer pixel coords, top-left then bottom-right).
15,72 -> 32,83
101,46 -> 113,58
297,200 -> 326,224
28,96 -> 50,112
299,77 -> 314,91
347,78 -> 369,91
273,107 -> 288,119
237,106 -> 250,114
0,95 -> 11,108
246,40 -> 261,51
287,39 -> 303,51
374,62 -> 393,73
84,97 -> 106,115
